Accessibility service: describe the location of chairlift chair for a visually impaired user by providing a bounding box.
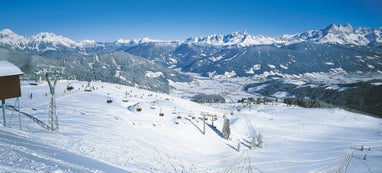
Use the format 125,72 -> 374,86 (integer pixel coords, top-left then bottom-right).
29,81 -> 38,86
67,84 -> 74,91
84,81 -> 92,92
122,97 -> 129,102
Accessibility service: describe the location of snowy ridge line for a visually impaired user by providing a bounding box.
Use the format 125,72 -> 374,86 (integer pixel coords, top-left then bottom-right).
184,24 -> 382,46
1,24 -> 382,52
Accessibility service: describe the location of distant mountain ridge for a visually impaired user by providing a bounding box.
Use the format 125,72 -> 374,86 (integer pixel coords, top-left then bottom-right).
186,24 -> 382,46
0,29 -> 108,53
1,24 -> 381,53
280,24 -> 382,46
0,24 -> 382,93
184,31 -> 281,47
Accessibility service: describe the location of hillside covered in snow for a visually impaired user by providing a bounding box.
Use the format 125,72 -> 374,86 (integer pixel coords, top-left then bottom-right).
1,80 -> 382,172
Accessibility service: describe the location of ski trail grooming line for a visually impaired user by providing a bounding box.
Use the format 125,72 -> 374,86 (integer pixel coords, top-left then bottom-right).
224,149 -> 264,173
312,151 -> 354,173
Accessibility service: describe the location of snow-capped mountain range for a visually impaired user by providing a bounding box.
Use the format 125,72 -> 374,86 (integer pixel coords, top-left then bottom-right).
1,24 -> 382,81
184,31 -> 282,47
280,24 -> 382,46
0,24 -> 381,116
186,24 -> 382,46
1,24 -> 381,52
0,28 -> 106,52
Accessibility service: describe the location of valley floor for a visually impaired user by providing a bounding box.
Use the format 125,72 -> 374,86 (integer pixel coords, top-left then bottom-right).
1,80 -> 382,172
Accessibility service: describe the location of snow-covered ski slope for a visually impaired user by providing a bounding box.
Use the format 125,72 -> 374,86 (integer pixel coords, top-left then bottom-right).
1,80 -> 382,172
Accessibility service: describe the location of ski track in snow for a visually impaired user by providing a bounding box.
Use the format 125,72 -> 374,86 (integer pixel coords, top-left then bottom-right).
0,80 -> 381,172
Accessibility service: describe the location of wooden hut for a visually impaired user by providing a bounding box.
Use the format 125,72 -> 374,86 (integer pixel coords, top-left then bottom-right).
0,61 -> 23,127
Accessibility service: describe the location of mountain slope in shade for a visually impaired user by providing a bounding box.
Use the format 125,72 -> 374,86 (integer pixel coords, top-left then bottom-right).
123,41 -> 382,79
0,47 -> 190,93
175,43 -> 382,78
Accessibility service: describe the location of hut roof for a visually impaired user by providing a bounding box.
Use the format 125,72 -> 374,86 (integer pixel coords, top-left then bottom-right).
0,61 -> 23,77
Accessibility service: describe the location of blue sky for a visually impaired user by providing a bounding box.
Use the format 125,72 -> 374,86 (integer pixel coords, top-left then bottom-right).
0,0 -> 381,41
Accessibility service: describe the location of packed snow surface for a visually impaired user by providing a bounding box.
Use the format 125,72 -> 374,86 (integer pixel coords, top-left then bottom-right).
1,80 -> 382,172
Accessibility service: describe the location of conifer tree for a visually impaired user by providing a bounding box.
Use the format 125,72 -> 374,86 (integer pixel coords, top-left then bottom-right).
251,137 -> 257,150
257,133 -> 264,149
222,118 -> 231,139
237,139 -> 241,152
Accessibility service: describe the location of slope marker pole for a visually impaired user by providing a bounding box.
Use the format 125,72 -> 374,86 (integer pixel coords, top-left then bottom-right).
2,100 -> 5,127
